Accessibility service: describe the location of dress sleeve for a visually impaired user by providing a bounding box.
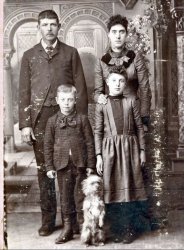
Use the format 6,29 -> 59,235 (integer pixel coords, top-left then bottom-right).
132,98 -> 145,150
94,59 -> 109,103
134,52 -> 152,118
94,104 -> 104,155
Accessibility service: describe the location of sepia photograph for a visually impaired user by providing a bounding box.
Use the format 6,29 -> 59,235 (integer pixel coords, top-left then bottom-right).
2,0 -> 184,249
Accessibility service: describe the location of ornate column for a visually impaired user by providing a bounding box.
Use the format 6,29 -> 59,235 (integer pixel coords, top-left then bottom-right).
153,1 -> 169,109
153,26 -> 164,109
172,7 -> 184,158
3,50 -> 15,152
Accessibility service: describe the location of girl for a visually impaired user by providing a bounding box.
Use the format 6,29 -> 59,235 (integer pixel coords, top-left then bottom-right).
95,66 -> 150,244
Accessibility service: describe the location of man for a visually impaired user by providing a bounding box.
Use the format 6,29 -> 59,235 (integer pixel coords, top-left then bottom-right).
19,10 -> 88,236
94,14 -> 152,131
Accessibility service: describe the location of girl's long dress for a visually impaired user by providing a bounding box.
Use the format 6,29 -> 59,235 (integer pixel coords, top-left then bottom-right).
95,96 -> 147,204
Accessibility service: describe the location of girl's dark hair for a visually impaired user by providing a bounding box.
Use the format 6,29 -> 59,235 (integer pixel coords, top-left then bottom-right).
38,10 -> 59,24
108,66 -> 128,82
107,14 -> 128,32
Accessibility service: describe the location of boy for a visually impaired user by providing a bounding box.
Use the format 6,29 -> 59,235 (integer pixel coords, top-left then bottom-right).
44,84 -> 95,244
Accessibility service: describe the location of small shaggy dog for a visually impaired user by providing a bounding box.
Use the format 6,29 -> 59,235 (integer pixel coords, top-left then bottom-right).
80,171 -> 105,246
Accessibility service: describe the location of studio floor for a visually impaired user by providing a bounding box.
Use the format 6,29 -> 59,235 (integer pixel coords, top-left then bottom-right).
4,123 -> 184,249
5,210 -> 184,249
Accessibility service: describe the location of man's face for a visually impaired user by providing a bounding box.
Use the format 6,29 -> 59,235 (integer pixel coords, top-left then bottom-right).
108,24 -> 127,50
107,73 -> 126,96
38,18 -> 60,43
56,92 -> 76,115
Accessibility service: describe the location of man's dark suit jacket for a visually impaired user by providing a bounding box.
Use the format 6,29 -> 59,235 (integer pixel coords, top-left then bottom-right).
44,111 -> 96,171
19,40 -> 88,130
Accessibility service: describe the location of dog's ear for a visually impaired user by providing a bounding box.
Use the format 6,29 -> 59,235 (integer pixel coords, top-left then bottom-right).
86,168 -> 94,176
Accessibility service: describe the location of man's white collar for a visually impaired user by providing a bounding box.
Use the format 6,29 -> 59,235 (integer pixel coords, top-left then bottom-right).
41,39 -> 57,50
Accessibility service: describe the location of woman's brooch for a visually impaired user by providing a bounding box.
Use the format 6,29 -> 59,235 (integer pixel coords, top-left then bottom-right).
109,50 -> 135,68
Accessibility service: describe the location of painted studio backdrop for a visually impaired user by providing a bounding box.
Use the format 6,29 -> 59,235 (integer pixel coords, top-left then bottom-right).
3,0 -> 184,248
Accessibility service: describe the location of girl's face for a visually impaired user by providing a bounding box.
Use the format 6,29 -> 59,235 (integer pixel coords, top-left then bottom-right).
56,92 -> 76,115
108,24 -> 127,50
107,73 -> 126,96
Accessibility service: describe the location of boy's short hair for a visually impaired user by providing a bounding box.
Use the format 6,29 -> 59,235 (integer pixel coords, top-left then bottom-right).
107,15 -> 128,32
38,10 -> 59,24
57,84 -> 77,97
107,66 -> 128,82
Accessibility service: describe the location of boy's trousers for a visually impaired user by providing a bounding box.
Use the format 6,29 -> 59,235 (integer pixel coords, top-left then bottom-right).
57,157 -> 86,216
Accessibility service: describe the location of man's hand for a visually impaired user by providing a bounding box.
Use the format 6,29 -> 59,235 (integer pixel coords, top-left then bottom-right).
97,94 -> 107,105
96,155 -> 103,176
21,127 -> 36,146
47,170 -> 56,179
140,150 -> 146,167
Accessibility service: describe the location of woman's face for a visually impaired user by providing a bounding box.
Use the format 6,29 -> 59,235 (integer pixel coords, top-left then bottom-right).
108,24 -> 127,50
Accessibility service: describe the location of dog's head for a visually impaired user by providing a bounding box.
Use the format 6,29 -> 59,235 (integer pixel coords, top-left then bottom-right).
82,174 -> 103,196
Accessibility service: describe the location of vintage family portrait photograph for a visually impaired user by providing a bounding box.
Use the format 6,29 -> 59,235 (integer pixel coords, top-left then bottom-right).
2,0 -> 184,249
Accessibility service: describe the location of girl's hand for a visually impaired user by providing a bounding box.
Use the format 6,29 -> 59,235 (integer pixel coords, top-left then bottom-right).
47,170 -> 56,179
140,150 -> 146,167
96,155 -> 103,176
143,125 -> 148,132
97,94 -> 107,105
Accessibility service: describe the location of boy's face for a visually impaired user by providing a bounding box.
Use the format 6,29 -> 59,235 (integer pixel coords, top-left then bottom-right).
107,73 -> 126,96
56,92 -> 76,115
38,18 -> 61,44
108,24 -> 127,50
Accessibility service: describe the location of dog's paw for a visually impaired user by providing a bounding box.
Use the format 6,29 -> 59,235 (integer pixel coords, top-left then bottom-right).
93,242 -> 104,247
99,220 -> 104,228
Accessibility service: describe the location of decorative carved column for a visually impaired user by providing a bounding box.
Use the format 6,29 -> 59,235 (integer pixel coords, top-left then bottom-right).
153,1 -> 169,109
172,7 -> 184,158
3,50 -> 15,152
153,26 -> 164,109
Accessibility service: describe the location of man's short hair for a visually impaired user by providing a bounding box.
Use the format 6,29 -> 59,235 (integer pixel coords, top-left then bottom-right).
107,14 -> 128,32
38,10 -> 59,24
57,84 -> 77,97
108,66 -> 128,82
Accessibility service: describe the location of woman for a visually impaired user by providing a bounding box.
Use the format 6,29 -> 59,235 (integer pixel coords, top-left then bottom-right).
94,15 -> 152,243
94,14 -> 152,129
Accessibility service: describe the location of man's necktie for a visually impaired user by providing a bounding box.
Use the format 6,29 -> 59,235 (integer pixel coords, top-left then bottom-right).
46,46 -> 54,58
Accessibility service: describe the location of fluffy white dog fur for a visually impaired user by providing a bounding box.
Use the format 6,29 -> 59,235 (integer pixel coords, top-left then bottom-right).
80,173 -> 105,246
